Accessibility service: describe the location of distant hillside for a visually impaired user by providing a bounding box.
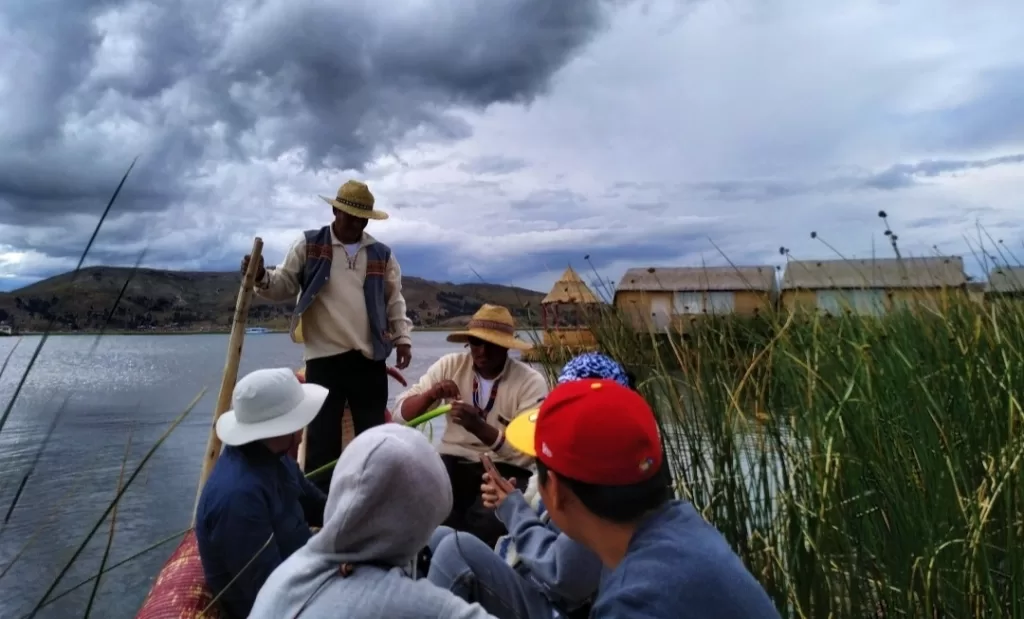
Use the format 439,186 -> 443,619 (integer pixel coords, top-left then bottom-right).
0,267 -> 545,333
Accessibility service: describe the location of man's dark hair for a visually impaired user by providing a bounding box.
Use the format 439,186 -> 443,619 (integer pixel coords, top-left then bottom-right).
537,459 -> 671,524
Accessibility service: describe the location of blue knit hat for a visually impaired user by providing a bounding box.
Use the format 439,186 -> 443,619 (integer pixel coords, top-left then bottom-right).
557,352 -> 630,388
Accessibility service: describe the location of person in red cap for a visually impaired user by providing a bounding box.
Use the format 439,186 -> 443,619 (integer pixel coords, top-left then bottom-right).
504,379 -> 780,619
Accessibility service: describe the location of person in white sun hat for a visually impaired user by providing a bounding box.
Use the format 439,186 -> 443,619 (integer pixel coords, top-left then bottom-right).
195,368 -> 331,619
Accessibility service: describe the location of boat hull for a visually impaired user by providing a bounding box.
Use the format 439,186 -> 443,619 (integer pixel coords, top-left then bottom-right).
135,531 -> 222,619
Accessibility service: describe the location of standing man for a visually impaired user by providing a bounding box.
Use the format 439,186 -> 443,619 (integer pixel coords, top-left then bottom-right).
241,179 -> 413,492
394,304 -> 548,547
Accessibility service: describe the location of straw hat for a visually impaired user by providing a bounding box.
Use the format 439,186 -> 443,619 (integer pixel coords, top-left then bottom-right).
216,368 -> 328,446
447,304 -> 532,351
319,180 -> 389,220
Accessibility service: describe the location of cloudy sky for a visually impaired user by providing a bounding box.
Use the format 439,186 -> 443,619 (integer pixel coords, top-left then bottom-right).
1,0 -> 1022,293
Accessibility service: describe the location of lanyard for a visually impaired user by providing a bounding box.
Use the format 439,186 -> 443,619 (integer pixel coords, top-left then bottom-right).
472,374 -> 501,413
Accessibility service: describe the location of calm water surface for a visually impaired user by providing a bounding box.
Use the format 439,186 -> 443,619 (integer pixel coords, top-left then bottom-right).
0,332 -> 501,619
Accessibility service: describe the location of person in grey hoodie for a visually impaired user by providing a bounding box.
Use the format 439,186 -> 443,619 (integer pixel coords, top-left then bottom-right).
425,353 -> 633,619
248,424 -> 497,619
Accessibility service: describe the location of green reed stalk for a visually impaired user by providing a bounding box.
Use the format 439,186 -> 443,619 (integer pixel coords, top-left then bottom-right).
18,528 -> 190,618
564,280 -> 1024,618
82,427 -> 133,618
24,387 -> 206,619
0,159 -> 137,438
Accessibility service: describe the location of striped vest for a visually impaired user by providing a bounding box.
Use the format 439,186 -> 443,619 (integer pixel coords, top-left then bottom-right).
290,226 -> 394,361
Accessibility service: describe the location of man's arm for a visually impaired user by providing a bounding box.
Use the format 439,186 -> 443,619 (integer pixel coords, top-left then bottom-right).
492,371 -> 548,461
216,490 -> 284,618
393,356 -> 448,422
385,254 -> 413,346
288,459 -> 327,528
495,491 -> 603,606
255,236 -> 305,302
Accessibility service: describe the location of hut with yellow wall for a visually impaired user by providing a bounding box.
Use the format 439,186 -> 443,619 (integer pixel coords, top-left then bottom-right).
522,267 -> 600,362
780,256 -> 968,315
613,265 -> 778,331
987,266 -> 1024,299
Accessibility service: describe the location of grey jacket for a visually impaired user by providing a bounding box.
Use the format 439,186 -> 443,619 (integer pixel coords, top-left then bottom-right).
249,425 -> 497,619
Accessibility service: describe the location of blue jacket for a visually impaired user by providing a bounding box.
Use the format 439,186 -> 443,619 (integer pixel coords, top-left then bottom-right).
591,501 -> 781,619
493,476 -> 603,613
195,444 -> 328,618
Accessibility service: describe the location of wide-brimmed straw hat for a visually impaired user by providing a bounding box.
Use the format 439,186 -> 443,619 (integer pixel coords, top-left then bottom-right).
216,368 -> 328,446
319,180 -> 389,220
447,304 -> 532,351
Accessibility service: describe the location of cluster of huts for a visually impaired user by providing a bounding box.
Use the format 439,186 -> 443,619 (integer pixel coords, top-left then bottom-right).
526,259 -> 1024,355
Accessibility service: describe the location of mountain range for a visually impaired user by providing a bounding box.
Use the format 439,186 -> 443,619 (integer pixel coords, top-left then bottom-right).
0,267 -> 545,333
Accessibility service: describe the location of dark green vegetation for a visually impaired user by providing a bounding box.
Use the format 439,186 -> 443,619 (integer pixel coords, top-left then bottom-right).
533,295 -> 1024,618
0,267 -> 544,333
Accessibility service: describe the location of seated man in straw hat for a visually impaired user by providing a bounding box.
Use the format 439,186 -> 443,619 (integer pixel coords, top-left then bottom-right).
242,179 -> 413,493
394,304 -> 548,547
195,368 -> 330,619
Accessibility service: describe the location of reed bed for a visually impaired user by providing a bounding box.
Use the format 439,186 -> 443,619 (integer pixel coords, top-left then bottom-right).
539,292 -> 1024,618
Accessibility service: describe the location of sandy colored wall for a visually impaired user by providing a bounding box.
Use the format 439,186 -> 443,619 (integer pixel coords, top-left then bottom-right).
614,289 -> 774,329
781,287 -> 968,314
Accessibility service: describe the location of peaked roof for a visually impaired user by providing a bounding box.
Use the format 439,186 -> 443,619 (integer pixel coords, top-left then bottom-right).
615,265 -> 778,292
781,256 -> 966,290
541,266 -> 601,305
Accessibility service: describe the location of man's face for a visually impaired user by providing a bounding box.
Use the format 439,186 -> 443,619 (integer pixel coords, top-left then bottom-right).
333,208 -> 368,236
468,337 -> 508,375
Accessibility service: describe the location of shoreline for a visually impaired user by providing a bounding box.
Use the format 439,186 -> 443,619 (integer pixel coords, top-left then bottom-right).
2,325 -> 542,337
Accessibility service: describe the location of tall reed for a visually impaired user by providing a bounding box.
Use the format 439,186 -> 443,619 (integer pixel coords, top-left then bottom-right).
546,275 -> 1023,617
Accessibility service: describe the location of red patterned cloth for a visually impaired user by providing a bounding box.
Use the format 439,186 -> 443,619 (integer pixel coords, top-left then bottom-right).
135,531 -> 222,619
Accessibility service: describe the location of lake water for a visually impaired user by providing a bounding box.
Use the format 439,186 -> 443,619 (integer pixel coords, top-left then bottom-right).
0,331 -> 495,619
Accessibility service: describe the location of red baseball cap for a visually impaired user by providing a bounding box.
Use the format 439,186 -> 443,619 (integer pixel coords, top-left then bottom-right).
505,378 -> 663,486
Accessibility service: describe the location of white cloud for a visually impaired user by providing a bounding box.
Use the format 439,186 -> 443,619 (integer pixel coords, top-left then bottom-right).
1,0 -> 1023,293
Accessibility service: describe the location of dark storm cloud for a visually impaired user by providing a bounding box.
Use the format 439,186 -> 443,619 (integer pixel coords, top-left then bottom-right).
394,216 -> 732,285
861,154 -> 1024,190
0,0 -> 618,229
687,153 -> 1024,201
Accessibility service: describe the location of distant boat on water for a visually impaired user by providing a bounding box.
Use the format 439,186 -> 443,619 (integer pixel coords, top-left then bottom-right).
245,327 -> 272,335
0,325 -> 13,336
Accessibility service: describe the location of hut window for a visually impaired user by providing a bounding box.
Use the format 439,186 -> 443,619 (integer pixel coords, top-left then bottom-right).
816,289 -> 885,316
673,292 -> 704,314
705,292 -> 735,314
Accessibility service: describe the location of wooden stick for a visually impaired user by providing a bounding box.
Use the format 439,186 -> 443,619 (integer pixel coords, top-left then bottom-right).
192,237 -> 264,524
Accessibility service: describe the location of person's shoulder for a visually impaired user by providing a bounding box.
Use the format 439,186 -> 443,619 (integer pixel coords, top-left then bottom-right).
599,508 -> 779,617
434,351 -> 471,373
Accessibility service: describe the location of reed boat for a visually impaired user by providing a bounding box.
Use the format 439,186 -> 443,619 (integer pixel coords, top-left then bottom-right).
135,238 -> 410,619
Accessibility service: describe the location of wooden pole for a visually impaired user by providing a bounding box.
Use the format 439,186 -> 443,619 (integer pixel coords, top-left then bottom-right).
192,237 -> 264,524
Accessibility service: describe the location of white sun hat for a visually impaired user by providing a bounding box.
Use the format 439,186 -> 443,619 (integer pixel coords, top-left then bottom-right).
216,368 -> 329,446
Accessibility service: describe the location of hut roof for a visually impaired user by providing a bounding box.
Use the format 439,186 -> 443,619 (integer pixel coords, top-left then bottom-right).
615,265 -> 777,293
987,266 -> 1024,293
541,266 -> 601,305
781,256 -> 966,290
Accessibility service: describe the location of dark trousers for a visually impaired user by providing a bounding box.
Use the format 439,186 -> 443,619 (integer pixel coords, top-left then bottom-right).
441,454 -> 533,549
304,350 -> 388,492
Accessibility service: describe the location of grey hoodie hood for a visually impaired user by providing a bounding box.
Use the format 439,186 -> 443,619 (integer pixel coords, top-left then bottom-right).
310,423 -> 453,565
249,425 -> 496,619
